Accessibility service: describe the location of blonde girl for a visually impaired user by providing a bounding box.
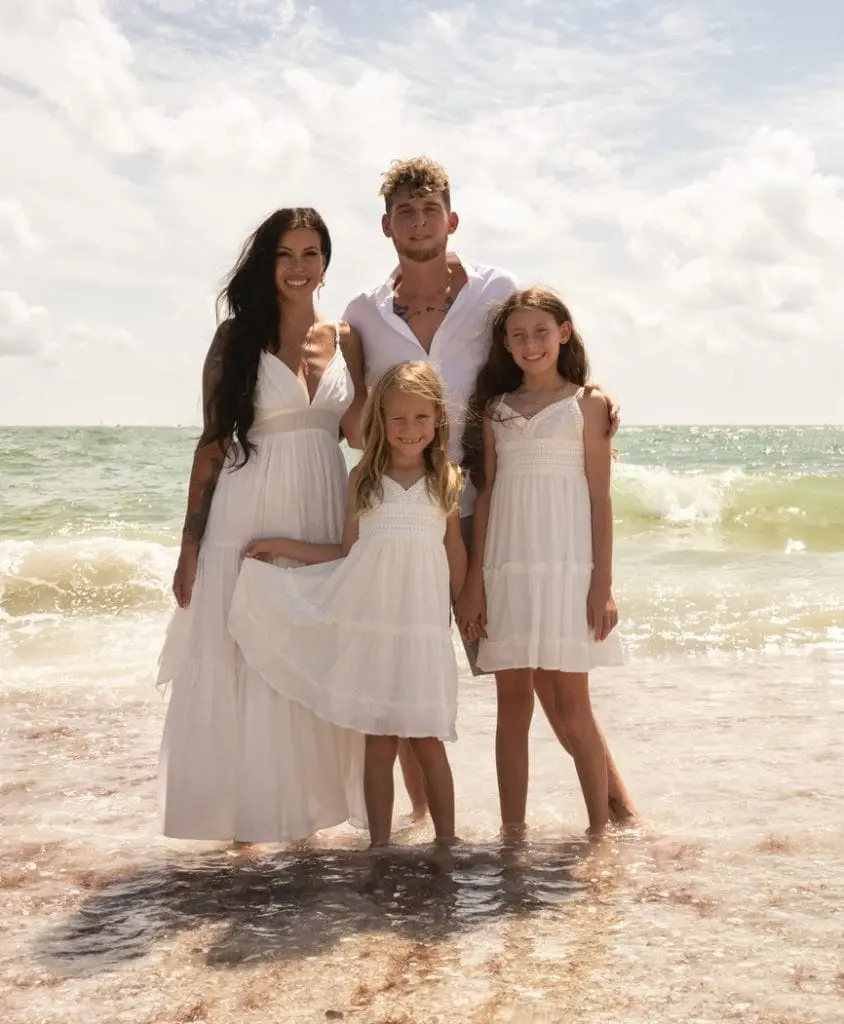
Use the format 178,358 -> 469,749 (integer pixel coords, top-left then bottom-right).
229,361 -> 467,848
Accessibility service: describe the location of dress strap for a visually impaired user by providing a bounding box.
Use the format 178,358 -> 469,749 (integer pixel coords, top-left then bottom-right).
333,321 -> 341,349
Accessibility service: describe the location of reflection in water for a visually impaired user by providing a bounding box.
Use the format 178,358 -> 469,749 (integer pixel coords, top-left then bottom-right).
5,654 -> 843,1021
38,843 -> 589,976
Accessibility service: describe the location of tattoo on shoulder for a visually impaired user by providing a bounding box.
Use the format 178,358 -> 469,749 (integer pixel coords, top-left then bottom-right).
205,324 -> 229,373
200,324 -> 230,437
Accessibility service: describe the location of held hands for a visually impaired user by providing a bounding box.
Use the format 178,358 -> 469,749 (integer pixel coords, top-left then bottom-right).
172,544 -> 198,608
455,577 -> 487,643
587,583 -> 619,642
242,538 -> 290,562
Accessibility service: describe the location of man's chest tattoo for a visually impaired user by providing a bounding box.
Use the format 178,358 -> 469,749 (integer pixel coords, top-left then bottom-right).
393,293 -> 454,325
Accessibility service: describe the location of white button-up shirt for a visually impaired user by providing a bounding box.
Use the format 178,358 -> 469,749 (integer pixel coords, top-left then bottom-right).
342,262 -> 518,516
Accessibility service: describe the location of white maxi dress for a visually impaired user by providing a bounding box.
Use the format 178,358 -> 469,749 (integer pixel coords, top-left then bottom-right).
157,331 -> 365,841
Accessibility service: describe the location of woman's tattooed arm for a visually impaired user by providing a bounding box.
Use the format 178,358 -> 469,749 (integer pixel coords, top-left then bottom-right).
179,325 -> 230,550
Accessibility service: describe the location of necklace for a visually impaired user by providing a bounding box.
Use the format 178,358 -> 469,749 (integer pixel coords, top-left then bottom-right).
515,382 -> 568,404
395,265 -> 453,298
393,268 -> 454,325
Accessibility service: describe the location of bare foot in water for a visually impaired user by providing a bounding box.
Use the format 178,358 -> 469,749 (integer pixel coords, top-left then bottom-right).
226,840 -> 261,858
499,823 -> 528,845
428,837 -> 459,871
393,807 -> 429,831
609,795 -> 638,827
359,848 -> 393,892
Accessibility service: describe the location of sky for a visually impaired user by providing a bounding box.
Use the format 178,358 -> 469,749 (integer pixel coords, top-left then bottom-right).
0,0 -> 843,426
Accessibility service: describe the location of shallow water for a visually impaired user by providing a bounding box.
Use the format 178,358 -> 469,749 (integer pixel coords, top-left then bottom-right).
1,427 -> 843,1022
2,653 -> 843,1023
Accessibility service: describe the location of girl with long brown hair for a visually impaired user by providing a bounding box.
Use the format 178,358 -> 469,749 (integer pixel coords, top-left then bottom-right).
457,287 -> 634,836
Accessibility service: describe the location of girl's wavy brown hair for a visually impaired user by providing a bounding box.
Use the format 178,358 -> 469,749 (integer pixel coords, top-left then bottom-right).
354,361 -> 462,517
462,286 -> 591,491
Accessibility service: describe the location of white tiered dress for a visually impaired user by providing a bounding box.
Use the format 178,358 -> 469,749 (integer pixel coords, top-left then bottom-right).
228,475 -> 459,742
157,330 -> 365,841
477,390 -> 625,674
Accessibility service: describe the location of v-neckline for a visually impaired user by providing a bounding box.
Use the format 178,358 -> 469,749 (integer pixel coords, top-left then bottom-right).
266,345 -> 340,407
383,473 -> 426,494
499,390 -> 578,424
382,264 -> 473,356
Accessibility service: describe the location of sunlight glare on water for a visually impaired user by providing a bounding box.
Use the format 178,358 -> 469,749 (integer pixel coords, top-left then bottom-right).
1,427 -> 843,1022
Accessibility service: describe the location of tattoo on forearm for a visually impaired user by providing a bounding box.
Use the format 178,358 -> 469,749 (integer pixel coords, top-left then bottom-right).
182,454 -> 224,545
393,294 -> 454,325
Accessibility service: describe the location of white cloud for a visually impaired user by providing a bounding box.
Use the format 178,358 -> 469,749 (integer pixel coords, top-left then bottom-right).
622,128 -> 844,343
0,0 -> 841,423
0,290 -> 137,366
0,0 -> 146,152
427,9 -> 472,38
66,323 -> 138,353
0,291 -> 50,359
0,200 -> 36,260
584,129 -> 844,422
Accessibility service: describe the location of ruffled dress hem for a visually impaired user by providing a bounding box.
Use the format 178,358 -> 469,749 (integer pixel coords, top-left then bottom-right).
477,633 -> 625,673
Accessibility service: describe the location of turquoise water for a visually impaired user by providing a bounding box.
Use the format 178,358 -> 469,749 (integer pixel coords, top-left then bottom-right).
2,425 -> 842,544
1,426 -> 843,656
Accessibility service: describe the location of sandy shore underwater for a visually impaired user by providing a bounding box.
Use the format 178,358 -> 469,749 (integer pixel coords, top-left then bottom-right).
2,650 -> 842,1024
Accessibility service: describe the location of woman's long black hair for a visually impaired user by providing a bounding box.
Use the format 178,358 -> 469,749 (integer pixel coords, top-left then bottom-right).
208,207 -> 332,466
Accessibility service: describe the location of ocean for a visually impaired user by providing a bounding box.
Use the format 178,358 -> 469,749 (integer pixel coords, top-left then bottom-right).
1,426 -> 843,1023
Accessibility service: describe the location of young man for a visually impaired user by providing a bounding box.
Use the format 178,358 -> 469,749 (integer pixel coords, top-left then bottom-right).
343,157 -> 635,827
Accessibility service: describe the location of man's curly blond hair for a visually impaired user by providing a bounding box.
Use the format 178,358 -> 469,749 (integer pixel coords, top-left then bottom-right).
379,157 -> 451,213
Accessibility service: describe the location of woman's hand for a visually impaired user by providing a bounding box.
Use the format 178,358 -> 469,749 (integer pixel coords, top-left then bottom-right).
172,544 -> 199,608
584,382 -> 620,437
243,538 -> 290,562
605,393 -> 620,437
455,576 -> 487,642
587,584 -> 618,642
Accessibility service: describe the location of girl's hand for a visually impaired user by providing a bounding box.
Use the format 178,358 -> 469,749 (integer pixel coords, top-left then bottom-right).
243,538 -> 289,562
463,620 -> 486,643
587,585 -> 618,642
172,544 -> 199,608
455,578 -> 487,641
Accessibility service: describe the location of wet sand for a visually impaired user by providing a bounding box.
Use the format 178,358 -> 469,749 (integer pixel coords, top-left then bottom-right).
2,652 -> 843,1023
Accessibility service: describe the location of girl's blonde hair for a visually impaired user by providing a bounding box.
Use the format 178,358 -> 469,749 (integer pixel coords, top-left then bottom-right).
354,361 -> 463,517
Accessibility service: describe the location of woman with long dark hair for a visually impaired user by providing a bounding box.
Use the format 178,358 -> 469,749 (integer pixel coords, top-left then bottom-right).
157,208 -> 368,842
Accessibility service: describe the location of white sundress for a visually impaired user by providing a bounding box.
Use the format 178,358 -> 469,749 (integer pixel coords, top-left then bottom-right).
228,475 -> 459,742
477,390 -> 625,674
157,327 -> 365,842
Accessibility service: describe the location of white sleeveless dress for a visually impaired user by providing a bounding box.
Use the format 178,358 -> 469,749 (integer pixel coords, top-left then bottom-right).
157,329 -> 365,841
477,391 -> 625,674
228,475 -> 459,741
